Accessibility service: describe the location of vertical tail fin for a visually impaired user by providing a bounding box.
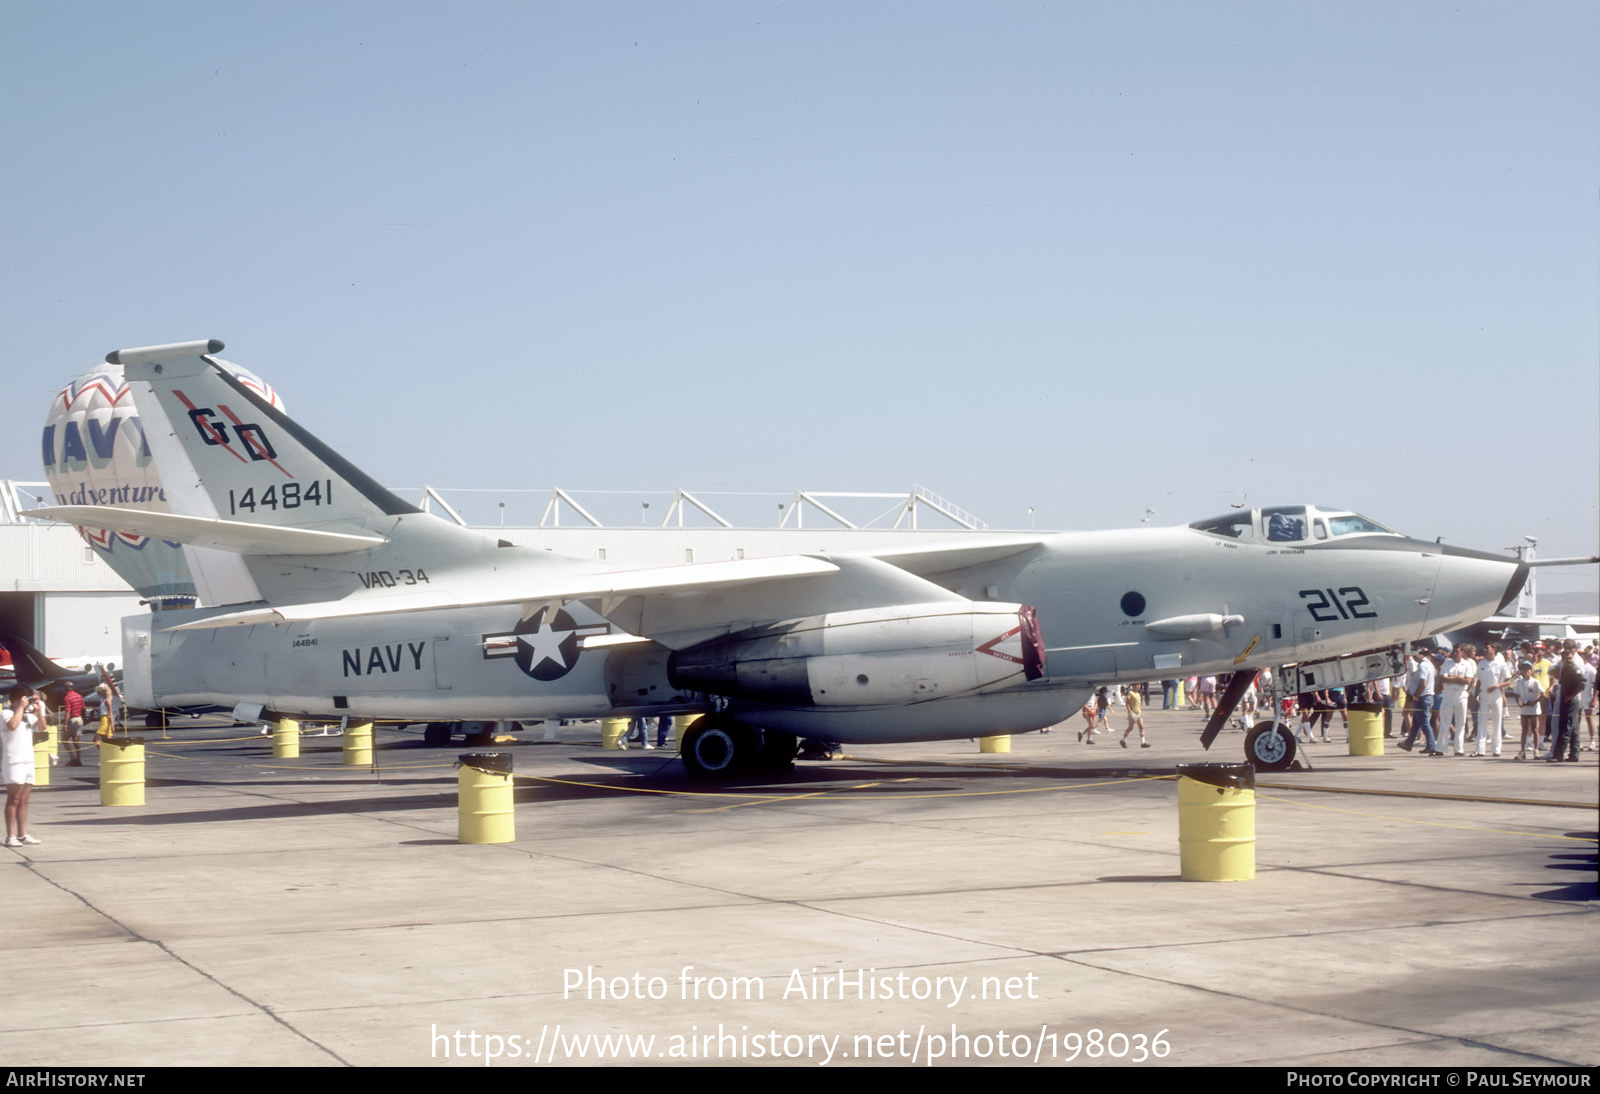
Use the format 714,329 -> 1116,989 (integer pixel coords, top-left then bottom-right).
112,340 -> 419,529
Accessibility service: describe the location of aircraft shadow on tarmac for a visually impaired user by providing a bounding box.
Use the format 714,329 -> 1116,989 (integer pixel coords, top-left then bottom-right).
577,752 -> 1185,785
39,751 -> 1190,827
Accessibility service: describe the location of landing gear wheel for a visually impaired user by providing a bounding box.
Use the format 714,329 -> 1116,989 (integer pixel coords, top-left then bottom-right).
754,729 -> 799,771
1245,721 -> 1297,771
423,722 -> 453,747
680,716 -> 753,780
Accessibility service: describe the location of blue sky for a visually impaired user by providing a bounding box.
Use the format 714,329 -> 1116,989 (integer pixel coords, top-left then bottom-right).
5,1 -> 1595,595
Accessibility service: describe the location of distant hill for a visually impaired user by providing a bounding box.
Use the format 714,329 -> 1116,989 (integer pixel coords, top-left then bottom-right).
1540,591 -> 1599,615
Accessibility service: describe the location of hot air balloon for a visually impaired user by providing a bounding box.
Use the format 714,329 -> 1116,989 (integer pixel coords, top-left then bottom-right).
41,360 -> 285,609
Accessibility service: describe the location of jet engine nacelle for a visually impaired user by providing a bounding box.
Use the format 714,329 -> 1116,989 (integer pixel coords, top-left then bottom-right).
602,642 -> 702,714
668,602 -> 1044,708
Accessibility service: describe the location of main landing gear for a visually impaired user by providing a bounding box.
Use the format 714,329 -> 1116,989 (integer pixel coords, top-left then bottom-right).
678,715 -> 798,780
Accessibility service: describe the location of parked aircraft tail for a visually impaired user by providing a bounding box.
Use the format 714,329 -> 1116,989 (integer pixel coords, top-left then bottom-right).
28,340 -> 506,606
112,340 -> 420,528
0,634 -> 117,697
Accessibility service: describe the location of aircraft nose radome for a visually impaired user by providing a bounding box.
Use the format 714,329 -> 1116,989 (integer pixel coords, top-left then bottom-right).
1428,547 -> 1528,631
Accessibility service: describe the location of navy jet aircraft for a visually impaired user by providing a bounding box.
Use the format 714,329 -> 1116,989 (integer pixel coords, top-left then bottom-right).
29,341 -> 1528,775
0,634 -> 119,703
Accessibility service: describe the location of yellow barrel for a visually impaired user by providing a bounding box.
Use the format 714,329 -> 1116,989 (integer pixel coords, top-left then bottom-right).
99,736 -> 146,807
1176,681 -> 1188,708
458,753 -> 515,844
273,718 -> 300,759
601,717 -> 630,750
342,721 -> 373,766
45,722 -> 59,761
979,735 -> 1011,753
33,731 -> 51,787
1347,707 -> 1384,756
1177,764 -> 1255,881
672,713 -> 704,748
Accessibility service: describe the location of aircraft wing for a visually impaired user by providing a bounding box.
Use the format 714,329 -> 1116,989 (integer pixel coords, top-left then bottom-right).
595,555 -> 970,647
848,535 -> 1046,576
160,554 -> 963,651
25,505 -> 388,556
34,494 -> 981,649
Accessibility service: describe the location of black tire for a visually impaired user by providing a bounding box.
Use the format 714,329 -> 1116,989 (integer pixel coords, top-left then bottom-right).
680,717 -> 752,779
423,722 -> 453,747
1245,721 -> 1297,771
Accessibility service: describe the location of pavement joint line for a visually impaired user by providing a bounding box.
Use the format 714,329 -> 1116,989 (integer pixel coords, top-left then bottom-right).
132,778 -> 834,907
1047,949 -> 1587,1068
1251,792 -> 1600,842
20,783 -> 831,936
787,847 -> 1598,910
799,881 -> 1591,951
1034,906 -> 1592,955
1264,861 -> 1600,907
764,900 -> 1592,1068
18,859 -> 355,1066
1255,780 -> 1598,810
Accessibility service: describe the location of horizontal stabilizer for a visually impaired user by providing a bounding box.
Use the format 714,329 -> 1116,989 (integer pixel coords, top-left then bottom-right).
25,505 -> 388,556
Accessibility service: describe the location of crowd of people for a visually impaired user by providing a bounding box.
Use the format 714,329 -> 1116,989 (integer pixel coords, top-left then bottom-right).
1078,671 -> 1280,747
1073,639 -> 1598,762
1390,639 -> 1596,761
2,682 -> 122,847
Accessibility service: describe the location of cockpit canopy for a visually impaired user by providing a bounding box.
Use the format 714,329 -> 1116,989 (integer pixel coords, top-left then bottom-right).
1188,505 -> 1401,544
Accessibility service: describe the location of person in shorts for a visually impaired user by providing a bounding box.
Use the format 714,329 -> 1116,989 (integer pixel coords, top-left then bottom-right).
60,685 -> 86,765
3,686 -> 46,846
1120,685 -> 1149,748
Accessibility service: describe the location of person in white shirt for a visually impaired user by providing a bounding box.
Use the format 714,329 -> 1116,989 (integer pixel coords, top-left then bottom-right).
1473,643 -> 1511,756
1401,651 -> 1440,754
1438,646 -> 1477,755
1509,662 -> 1545,760
1374,673 -> 1394,737
3,687 -> 46,847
